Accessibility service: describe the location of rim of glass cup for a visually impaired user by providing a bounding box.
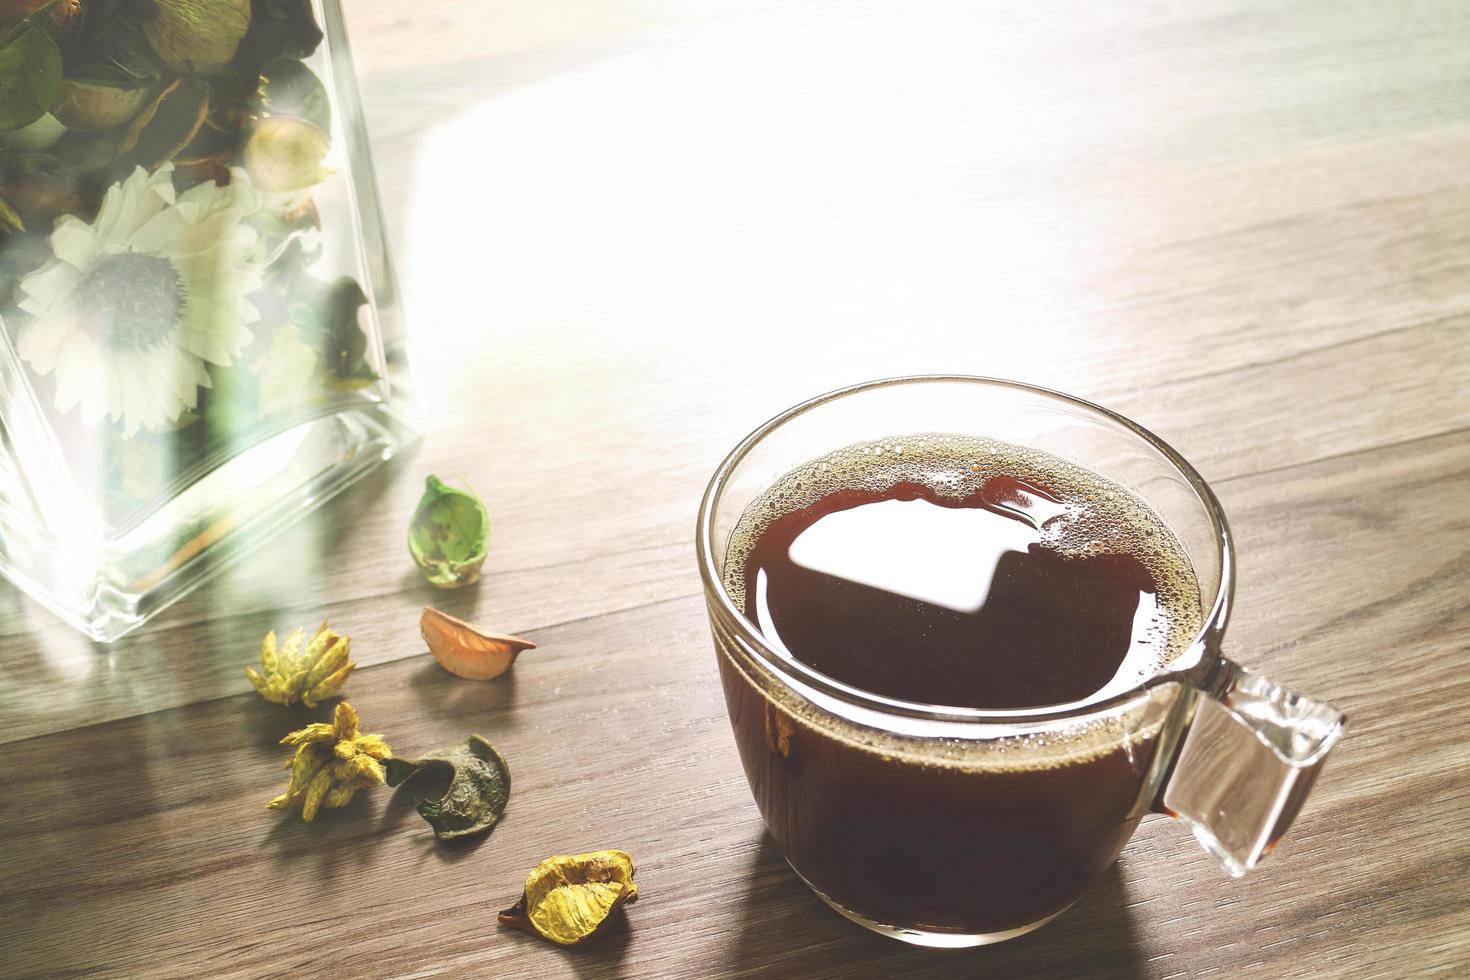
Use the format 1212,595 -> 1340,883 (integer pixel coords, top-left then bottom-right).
696,375 -> 1236,725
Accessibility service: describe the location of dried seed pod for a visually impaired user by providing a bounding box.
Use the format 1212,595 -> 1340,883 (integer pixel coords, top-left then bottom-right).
421,606 -> 535,680
383,735 -> 510,841
244,621 -> 355,707
499,851 -> 639,946
408,475 -> 490,589
143,0 -> 252,76
53,78 -> 151,131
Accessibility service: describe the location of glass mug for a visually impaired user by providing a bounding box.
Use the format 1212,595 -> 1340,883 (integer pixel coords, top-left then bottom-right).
696,376 -> 1345,947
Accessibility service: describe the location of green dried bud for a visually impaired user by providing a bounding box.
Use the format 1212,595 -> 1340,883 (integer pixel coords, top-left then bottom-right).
408,475 -> 490,589
384,735 -> 511,841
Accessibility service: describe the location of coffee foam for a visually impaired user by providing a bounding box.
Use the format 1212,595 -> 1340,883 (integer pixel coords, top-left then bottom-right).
717,432 -> 1204,771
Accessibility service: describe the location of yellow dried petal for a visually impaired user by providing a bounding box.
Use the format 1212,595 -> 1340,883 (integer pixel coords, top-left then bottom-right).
302,621 -> 334,659
288,745 -> 326,795
266,794 -> 292,810
332,702 -> 359,741
280,722 -> 335,746
244,666 -> 270,695
303,662 -> 354,708
270,704 -> 388,822
301,768 -> 333,822
353,734 -> 391,760
354,756 -> 385,785
280,627 -> 307,671
284,668 -> 309,698
324,783 -> 358,809
303,635 -> 348,690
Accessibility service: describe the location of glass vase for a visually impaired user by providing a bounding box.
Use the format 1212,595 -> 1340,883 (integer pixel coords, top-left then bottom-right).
0,0 -> 417,641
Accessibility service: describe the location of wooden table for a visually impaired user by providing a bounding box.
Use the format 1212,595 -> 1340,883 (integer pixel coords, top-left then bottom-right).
4,1 -> 1467,976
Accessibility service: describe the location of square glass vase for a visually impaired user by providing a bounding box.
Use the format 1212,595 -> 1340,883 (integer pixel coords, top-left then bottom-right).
0,0 -> 417,641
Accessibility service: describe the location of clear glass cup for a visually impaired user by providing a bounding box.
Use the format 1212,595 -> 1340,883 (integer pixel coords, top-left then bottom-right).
697,376 -> 1345,947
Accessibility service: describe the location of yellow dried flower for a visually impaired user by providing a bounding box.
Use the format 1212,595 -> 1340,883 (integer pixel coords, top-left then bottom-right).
245,621 -> 356,707
498,851 -> 639,946
267,703 -> 392,822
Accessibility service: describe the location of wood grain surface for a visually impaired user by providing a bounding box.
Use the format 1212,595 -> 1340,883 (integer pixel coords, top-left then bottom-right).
3,1 -> 1468,976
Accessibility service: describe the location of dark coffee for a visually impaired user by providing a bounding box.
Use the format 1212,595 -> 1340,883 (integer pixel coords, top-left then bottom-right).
743,476 -> 1166,710
716,434 -> 1201,935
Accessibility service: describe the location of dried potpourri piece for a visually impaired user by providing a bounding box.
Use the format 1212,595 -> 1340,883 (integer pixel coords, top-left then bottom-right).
383,734 -> 510,841
408,475 -> 489,589
498,850 -> 639,946
267,702 -> 391,821
142,0 -> 252,75
421,605 -> 535,680
0,8 -> 63,133
245,620 -> 355,707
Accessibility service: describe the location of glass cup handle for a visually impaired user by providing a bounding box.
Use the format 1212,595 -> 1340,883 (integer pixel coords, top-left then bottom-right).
1154,662 -> 1346,877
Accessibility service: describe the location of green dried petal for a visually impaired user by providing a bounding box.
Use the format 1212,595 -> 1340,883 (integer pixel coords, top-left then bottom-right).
279,722 -> 334,746
279,626 -> 306,667
384,735 -> 510,841
244,665 -> 270,696
408,475 -> 489,589
302,620 -> 334,660
0,23 -> 62,133
332,702 -> 359,741
300,767 -> 332,822
284,667 -> 309,696
354,734 -> 391,760
0,111 -> 63,153
287,745 -> 325,795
